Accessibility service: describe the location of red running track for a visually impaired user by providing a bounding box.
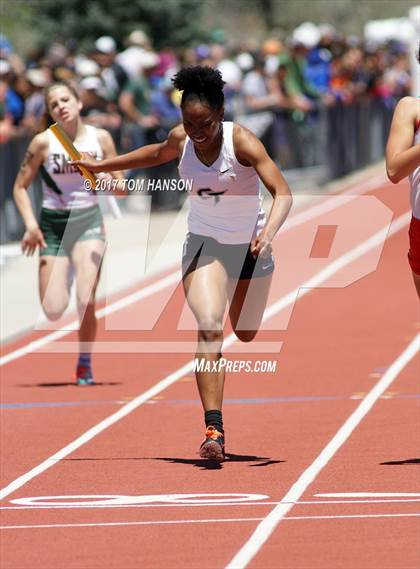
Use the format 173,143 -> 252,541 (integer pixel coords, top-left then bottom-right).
1,173 -> 419,569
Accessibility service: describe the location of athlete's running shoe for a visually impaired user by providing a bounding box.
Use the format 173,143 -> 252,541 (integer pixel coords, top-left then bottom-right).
75,366 -> 95,386
199,426 -> 225,462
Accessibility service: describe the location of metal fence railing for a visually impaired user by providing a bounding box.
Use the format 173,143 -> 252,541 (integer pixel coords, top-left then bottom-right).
324,99 -> 394,179
0,98 -> 395,244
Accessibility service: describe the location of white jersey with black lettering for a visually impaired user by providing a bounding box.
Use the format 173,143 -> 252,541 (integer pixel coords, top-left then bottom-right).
41,125 -> 103,210
409,119 -> 420,220
178,121 -> 266,244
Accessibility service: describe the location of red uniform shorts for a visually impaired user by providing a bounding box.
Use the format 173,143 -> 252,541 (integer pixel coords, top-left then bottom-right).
408,215 -> 420,276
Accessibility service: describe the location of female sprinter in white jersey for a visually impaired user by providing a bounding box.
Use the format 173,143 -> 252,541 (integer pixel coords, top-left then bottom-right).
74,66 -> 293,460
386,49 -> 420,298
13,81 -> 122,385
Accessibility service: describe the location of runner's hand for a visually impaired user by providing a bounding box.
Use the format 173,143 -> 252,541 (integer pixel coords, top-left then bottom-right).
251,233 -> 272,259
71,152 -> 102,174
21,226 -> 47,256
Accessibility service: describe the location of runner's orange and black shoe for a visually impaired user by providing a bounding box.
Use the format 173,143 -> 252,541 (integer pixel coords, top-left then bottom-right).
199,426 -> 225,462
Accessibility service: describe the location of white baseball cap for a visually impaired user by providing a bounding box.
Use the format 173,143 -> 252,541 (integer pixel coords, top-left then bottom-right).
0,59 -> 11,75
26,68 -> 48,87
75,57 -> 100,77
292,22 -> 321,49
127,30 -> 150,47
80,76 -> 103,91
95,36 -> 117,54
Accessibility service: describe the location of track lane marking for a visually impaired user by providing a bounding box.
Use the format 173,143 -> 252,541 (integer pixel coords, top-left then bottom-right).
0,211 -> 411,501
316,493 -> 420,498
1,513 -> 419,530
226,332 -> 420,569
1,498 -> 419,510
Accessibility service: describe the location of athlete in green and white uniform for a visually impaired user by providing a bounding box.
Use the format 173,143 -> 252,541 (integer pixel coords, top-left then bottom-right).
13,82 -> 123,385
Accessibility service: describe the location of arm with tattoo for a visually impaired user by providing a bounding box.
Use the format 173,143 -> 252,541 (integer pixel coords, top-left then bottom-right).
13,134 -> 48,255
20,149 -> 35,172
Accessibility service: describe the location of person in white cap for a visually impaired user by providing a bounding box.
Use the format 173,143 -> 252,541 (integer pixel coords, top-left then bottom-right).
22,68 -> 49,132
79,75 -> 122,133
93,36 -> 128,103
118,50 -> 159,171
116,30 -> 153,80
74,57 -> 101,79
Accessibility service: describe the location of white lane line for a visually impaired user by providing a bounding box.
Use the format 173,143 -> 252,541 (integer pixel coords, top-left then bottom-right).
286,513 -> 420,521
0,212 -> 411,501
226,332 -> 420,569
316,493 -> 420,498
0,517 -> 263,530
0,174 -> 387,368
35,341 -> 283,354
1,512 -> 418,530
1,498 -> 419,511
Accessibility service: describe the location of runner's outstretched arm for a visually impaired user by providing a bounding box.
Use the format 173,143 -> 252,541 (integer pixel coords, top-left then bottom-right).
73,125 -> 185,173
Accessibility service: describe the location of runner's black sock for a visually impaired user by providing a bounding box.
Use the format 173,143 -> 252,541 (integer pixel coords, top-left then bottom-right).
205,410 -> 224,434
77,353 -> 92,370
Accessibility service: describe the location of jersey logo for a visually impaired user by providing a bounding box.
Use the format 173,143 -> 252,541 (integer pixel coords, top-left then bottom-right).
197,188 -> 227,205
51,152 -> 98,174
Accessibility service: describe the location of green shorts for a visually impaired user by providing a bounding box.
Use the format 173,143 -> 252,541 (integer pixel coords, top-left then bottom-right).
40,205 -> 105,257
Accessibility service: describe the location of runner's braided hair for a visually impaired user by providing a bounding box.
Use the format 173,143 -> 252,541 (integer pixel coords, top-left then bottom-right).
172,65 -> 225,110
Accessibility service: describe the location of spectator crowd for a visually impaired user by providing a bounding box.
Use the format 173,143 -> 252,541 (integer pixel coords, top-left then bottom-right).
0,22 -> 412,160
